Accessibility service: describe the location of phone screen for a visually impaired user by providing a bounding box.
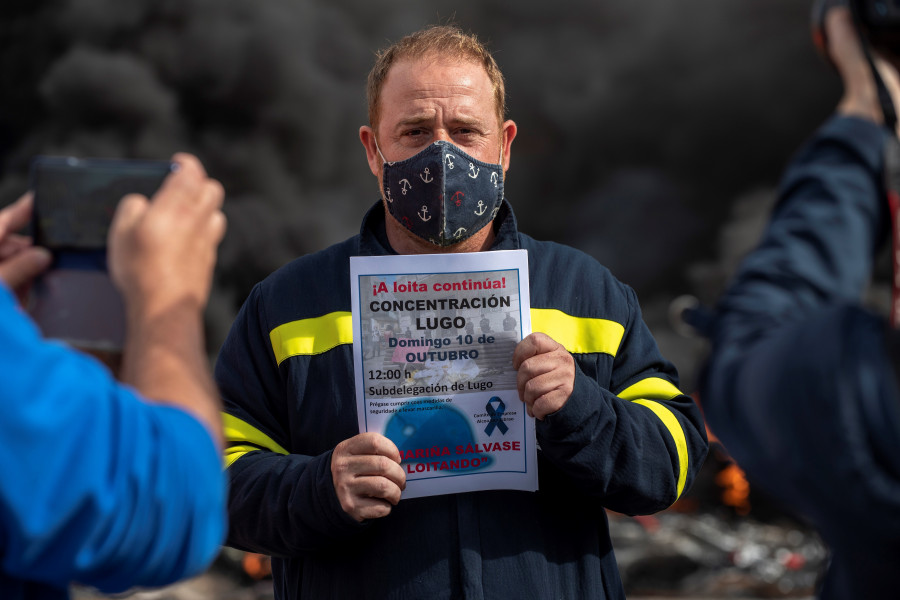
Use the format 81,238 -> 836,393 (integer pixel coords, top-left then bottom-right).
27,156 -> 174,358
31,156 -> 174,251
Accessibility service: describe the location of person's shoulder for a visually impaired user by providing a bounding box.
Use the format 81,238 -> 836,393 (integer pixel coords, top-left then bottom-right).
238,235 -> 359,325
517,232 -> 638,310
518,232 -> 619,280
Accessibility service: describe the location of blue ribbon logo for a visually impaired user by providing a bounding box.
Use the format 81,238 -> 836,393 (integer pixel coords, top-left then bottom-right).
484,396 -> 509,436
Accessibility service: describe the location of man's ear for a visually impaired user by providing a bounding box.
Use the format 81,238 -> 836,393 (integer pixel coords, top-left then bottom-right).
501,120 -> 517,173
359,125 -> 381,177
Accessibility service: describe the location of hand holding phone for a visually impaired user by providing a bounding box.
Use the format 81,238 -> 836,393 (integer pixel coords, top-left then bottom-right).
106,154 -> 226,319
27,156 -> 175,358
0,194 -> 52,295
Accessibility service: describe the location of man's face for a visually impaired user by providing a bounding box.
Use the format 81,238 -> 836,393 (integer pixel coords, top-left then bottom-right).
359,54 -> 517,254
363,54 -> 513,174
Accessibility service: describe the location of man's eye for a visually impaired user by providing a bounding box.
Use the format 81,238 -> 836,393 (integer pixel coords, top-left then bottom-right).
455,129 -> 484,141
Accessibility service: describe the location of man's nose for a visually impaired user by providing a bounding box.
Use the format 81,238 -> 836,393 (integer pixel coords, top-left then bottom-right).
433,129 -> 453,143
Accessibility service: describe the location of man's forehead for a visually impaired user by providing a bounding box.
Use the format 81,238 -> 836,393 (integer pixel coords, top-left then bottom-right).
381,55 -> 492,97
379,57 -> 494,118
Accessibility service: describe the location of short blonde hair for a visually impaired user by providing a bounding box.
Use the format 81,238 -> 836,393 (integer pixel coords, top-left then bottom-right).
366,25 -> 507,131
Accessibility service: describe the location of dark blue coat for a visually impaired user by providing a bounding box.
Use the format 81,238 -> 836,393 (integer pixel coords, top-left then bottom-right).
700,116 -> 900,599
217,200 -> 708,599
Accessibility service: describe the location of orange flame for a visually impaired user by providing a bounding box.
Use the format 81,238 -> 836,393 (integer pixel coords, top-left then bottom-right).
716,463 -> 751,515
242,552 -> 272,580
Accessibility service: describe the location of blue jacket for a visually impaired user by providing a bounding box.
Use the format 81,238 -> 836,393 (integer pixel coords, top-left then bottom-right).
700,116 -> 900,599
217,200 -> 708,599
0,285 -> 226,599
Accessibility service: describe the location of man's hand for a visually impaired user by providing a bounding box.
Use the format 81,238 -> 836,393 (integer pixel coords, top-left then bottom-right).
111,152 -> 227,449
827,7 -> 900,135
0,193 -> 51,297
331,432 -> 406,522
108,153 -> 226,317
513,332 -> 575,420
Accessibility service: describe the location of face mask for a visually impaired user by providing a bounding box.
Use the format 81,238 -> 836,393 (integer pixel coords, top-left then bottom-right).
378,140 -> 504,247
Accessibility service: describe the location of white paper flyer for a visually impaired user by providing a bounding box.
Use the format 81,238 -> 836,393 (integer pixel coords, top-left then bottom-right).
350,249 -> 537,499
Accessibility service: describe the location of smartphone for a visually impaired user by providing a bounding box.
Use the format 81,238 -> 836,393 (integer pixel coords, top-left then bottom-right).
27,156 -> 175,358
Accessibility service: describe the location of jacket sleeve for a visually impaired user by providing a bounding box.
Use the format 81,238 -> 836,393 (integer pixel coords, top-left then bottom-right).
0,287 -> 225,593
216,284 -> 364,557
699,116 -> 900,502
535,286 -> 709,515
707,116 -> 889,353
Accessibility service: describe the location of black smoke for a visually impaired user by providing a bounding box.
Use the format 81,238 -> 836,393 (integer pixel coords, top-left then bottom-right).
0,0 -> 840,379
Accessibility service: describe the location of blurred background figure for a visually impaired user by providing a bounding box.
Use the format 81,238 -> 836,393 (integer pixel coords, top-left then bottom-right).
699,6 -> 900,599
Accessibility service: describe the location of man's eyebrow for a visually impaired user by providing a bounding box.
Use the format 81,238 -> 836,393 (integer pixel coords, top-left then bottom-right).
396,114 -> 434,127
448,116 -> 484,128
395,115 -> 485,128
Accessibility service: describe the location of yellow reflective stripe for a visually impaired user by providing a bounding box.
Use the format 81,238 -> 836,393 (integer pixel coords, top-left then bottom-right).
224,444 -> 265,469
530,308 -> 625,356
269,311 -> 353,365
630,398 -> 689,501
617,377 -> 683,402
222,413 -> 288,468
620,377 -> 689,500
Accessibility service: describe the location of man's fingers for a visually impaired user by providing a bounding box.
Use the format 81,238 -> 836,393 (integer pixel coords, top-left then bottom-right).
150,157 -> 225,242
517,364 -> 567,400
341,479 -> 402,521
0,193 -> 50,291
518,369 -> 572,417
513,333 -> 567,382
514,333 -> 575,420
332,433 -> 406,492
108,194 -> 149,249
512,332 -> 559,370
0,235 -> 33,260
826,6 -> 900,131
340,432 -> 402,464
111,193 -> 149,228
349,472 -> 405,506
0,193 -> 35,238
333,452 -> 406,485
826,7 -> 865,76
199,178 -> 226,213
0,247 -> 51,290
171,152 -> 208,178
331,436 -> 407,521
195,179 -> 227,235
149,153 -> 206,211
208,210 -> 228,247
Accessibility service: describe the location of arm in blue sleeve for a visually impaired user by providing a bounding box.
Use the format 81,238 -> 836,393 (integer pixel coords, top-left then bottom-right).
537,287 -> 708,515
217,285 -> 364,557
700,114 -> 899,492
712,116 -> 889,351
698,117 -> 900,598
0,288 -> 226,593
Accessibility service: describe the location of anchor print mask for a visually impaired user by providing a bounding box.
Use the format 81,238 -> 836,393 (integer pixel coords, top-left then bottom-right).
378,140 -> 504,247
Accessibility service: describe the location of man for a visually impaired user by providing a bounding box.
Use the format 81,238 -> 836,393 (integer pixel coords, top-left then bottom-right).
218,26 -> 707,599
0,154 -> 227,598
699,8 -> 900,599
